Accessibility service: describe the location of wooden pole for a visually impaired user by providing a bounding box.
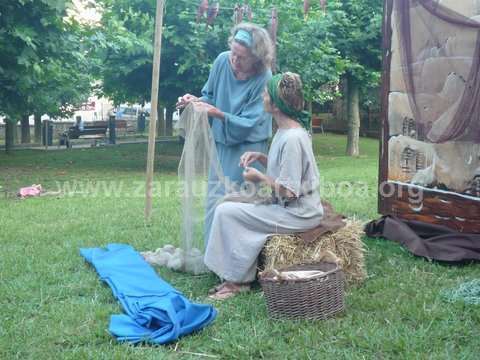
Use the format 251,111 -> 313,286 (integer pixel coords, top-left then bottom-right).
145,0 -> 166,220
5,119 -> 13,154
269,7 -> 278,74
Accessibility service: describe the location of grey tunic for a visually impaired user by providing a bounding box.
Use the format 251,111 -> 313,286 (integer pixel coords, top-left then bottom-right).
204,127 -> 324,283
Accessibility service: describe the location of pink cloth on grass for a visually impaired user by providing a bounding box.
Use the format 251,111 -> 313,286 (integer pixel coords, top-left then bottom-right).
18,184 -> 42,198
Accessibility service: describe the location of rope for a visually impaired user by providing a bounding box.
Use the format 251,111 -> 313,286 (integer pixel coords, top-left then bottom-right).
181,0 -> 272,12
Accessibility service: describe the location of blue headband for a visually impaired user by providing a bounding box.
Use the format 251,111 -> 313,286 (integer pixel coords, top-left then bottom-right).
234,29 -> 253,48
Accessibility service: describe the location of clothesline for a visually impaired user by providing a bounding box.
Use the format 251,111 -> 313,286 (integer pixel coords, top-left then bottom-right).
158,0 -> 329,28
179,0 -> 270,12
177,0 -> 328,15
177,10 -> 270,16
169,1 -> 278,27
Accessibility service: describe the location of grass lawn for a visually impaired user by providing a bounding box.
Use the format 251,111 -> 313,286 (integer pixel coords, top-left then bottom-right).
1,134 -> 479,359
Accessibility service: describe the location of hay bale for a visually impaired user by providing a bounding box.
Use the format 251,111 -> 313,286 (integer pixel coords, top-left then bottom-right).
261,219 -> 367,286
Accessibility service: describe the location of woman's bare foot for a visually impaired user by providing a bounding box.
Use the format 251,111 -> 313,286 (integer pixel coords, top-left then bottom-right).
208,282 -> 228,295
208,282 -> 250,300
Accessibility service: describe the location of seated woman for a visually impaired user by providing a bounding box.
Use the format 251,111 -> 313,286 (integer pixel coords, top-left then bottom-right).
204,72 -> 324,300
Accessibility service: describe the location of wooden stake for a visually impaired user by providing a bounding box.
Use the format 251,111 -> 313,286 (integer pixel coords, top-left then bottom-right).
145,0 -> 166,220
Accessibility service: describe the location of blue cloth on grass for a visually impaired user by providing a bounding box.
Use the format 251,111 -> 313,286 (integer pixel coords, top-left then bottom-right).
80,243 -> 217,345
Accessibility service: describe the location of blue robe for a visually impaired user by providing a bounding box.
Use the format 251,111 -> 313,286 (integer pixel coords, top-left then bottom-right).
201,51 -> 272,242
80,244 -> 217,344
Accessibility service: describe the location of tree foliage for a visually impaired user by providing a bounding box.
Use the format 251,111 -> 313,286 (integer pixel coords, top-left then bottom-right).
0,0 -> 96,121
328,0 -> 383,85
0,0 -> 383,151
96,0 -> 382,109
327,0 -> 383,155
97,0 -> 238,107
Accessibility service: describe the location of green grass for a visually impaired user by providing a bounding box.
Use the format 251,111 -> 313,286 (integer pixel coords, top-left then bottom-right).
1,134 -> 479,359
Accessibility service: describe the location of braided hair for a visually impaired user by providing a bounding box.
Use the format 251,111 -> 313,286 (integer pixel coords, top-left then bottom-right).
277,72 -> 304,112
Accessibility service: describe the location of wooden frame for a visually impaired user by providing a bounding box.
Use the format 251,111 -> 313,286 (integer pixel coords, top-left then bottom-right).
378,0 -> 480,233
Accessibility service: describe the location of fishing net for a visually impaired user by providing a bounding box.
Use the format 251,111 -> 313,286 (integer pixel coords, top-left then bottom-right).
176,103 -> 226,274
387,1 -> 480,193
142,104 -> 263,273
391,0 -> 480,143
441,279 -> 480,305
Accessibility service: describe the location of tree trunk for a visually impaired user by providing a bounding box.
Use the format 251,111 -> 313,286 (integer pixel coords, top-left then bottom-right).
166,106 -> 174,136
34,113 -> 42,143
342,77 -> 349,125
5,119 -> 15,154
157,106 -> 165,136
137,111 -> 146,133
308,100 -> 313,133
346,75 -> 360,156
13,121 -> 18,144
332,78 -> 348,134
20,114 -> 31,144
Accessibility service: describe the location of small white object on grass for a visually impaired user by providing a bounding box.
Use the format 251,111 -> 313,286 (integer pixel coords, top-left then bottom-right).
167,253 -> 184,271
184,247 -> 208,275
142,245 -> 208,274
163,244 -> 176,254
189,247 -> 203,257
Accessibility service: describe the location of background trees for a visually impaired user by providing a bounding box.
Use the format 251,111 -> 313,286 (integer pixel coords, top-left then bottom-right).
0,0 -> 97,152
96,0 -> 382,149
1,0 -> 383,153
97,0 -> 240,135
326,0 -> 383,156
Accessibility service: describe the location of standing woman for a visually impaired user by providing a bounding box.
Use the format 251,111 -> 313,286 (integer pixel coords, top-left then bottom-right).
177,23 -> 274,242
204,72 -> 324,300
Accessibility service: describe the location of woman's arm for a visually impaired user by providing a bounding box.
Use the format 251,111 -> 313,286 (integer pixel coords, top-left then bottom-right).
263,175 -> 297,200
220,83 -> 271,145
242,167 -> 296,200
243,135 -> 306,201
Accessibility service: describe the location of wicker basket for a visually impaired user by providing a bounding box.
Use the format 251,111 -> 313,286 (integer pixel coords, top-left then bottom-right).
259,262 -> 345,320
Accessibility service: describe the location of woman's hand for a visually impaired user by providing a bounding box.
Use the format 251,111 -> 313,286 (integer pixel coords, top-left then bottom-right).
193,102 -> 224,119
176,94 -> 199,109
239,152 -> 268,168
242,167 -> 266,183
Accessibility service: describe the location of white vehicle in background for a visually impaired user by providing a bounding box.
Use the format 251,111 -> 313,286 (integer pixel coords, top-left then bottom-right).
110,103 -> 180,136
72,96 -> 113,123
114,106 -> 142,122
112,105 -> 144,134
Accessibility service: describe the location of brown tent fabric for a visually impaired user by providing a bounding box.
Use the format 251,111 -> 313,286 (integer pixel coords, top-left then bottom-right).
365,215 -> 480,262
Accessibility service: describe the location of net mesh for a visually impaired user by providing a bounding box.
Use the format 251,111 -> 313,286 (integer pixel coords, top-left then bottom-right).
393,0 -> 480,143
387,0 -> 480,194
176,104 -> 226,274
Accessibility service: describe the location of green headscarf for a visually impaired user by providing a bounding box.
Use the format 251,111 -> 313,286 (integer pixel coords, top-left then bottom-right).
267,73 -> 311,130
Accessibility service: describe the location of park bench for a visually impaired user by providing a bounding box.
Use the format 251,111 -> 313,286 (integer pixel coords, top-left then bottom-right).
62,121 -> 108,148
312,114 -> 330,134
115,120 -> 128,136
115,119 -> 137,136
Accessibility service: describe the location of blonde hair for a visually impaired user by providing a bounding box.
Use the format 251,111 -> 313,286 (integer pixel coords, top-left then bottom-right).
278,72 -> 305,112
229,22 -> 274,73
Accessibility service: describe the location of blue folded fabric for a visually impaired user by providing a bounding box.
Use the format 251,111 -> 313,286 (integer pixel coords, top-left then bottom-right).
80,243 -> 217,344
